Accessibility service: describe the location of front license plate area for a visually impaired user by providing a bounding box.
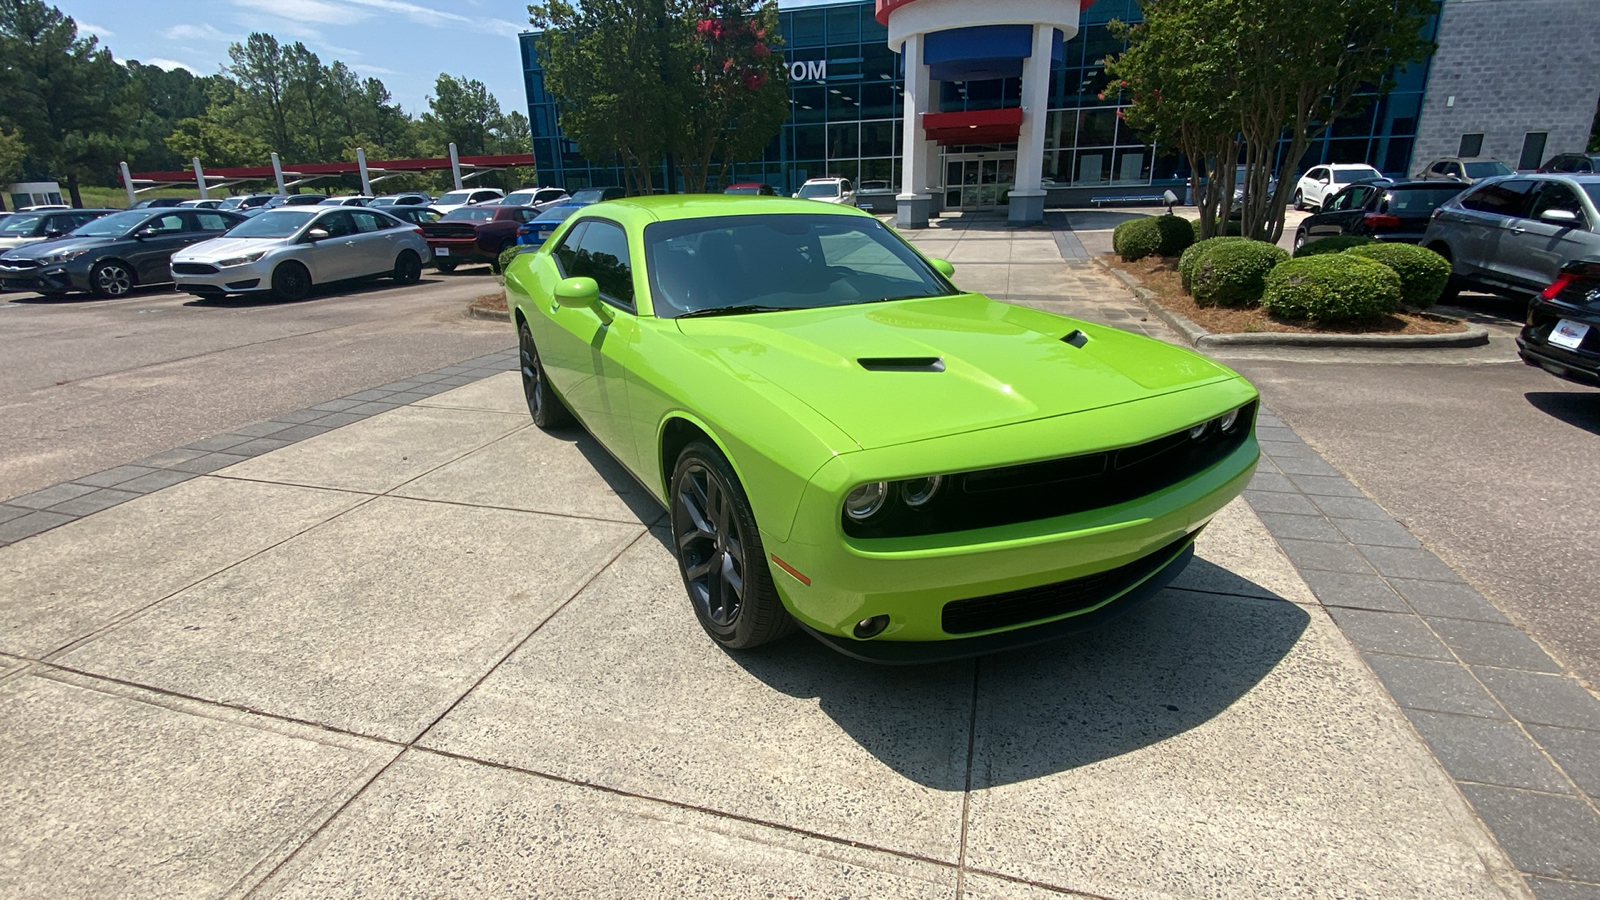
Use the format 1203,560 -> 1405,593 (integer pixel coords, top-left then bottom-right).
433,247 -> 450,257
1550,319 -> 1590,350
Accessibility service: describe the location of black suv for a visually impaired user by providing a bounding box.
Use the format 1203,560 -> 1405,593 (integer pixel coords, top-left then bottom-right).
1538,153 -> 1600,175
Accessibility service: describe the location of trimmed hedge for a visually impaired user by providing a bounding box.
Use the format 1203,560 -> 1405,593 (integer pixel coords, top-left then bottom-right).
1294,234 -> 1377,258
1190,240 -> 1289,307
1178,236 -> 1248,293
497,244 -> 528,274
1343,243 -> 1452,309
1154,215 -> 1195,256
1190,218 -> 1244,240
1262,254 -> 1402,322
1113,216 -> 1163,261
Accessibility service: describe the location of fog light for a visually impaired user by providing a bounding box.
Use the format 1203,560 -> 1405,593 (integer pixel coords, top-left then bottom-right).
853,615 -> 890,639
901,475 -> 942,507
844,482 -> 889,520
1219,407 -> 1241,432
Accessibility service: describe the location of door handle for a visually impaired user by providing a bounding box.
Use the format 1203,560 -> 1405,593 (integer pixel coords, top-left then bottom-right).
1508,226 -> 1526,235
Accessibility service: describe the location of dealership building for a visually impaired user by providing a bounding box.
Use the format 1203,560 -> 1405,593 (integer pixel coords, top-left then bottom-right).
519,0 -> 1600,223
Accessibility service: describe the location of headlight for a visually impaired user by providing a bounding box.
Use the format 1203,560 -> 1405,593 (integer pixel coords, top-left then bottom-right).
217,251 -> 267,267
1219,407 -> 1242,432
1189,421 -> 1211,440
843,482 -> 889,520
40,248 -> 91,264
900,475 -> 943,508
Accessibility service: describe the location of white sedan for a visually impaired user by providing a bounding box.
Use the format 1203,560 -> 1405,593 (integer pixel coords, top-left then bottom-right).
170,207 -> 428,302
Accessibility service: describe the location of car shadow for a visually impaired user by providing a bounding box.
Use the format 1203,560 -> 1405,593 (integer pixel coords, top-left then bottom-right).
1526,391 -> 1600,436
181,275 -> 451,308
6,285 -> 174,304
539,421 -> 670,528
1437,291 -> 1529,325
720,558 -> 1309,789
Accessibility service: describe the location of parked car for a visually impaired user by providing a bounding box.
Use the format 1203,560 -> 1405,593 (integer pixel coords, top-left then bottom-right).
0,208 -> 116,251
17,204 -> 72,212
1293,180 -> 1468,250
1539,153 -> 1600,175
724,183 -> 778,196
506,195 -> 1259,659
431,187 -> 505,215
1422,173 -> 1600,299
0,208 -> 244,297
1518,257 -> 1600,385
1415,157 -> 1514,184
263,194 -> 326,210
858,180 -> 892,192
1292,164 -> 1385,211
317,195 -> 375,207
379,206 -> 443,227
131,198 -> 187,209
794,177 -> 857,205
515,202 -> 586,248
170,207 -> 426,302
567,186 -> 626,204
179,199 -> 226,209
422,205 -> 539,272
369,192 -> 433,208
500,187 -> 570,211
218,194 -> 275,213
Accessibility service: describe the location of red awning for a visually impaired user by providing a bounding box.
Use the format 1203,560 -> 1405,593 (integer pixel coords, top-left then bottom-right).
875,0 -> 1098,26
130,154 -> 536,184
921,108 -> 1024,146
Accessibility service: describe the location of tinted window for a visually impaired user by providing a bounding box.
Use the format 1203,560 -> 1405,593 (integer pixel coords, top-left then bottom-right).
1583,184 -> 1600,210
1465,161 -> 1513,179
1383,187 -> 1464,215
551,221 -> 588,275
1334,168 -> 1382,184
0,214 -> 44,235
1460,180 -> 1535,217
146,214 -> 185,235
350,211 -> 385,233
195,213 -> 232,232
1529,182 -> 1587,226
569,220 -> 635,308
319,211 -> 356,237
443,208 -> 495,222
228,210 -> 317,238
535,205 -> 579,222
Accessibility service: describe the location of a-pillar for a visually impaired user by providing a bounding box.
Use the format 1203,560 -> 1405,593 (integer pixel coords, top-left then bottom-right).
1008,24 -> 1054,225
897,32 -> 934,229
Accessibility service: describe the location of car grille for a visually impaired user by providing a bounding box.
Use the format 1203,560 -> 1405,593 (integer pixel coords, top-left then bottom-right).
172,262 -> 220,275
941,530 -> 1197,634
0,258 -> 40,272
843,401 -> 1257,538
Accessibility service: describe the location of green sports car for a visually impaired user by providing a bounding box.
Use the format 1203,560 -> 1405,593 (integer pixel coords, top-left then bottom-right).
507,196 -> 1259,663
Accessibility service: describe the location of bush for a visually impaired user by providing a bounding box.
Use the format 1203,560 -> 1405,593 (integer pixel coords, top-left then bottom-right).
1342,243 -> 1452,309
1190,240 -> 1289,307
1190,218 -> 1244,241
1178,236 -> 1248,293
497,244 -> 528,274
1262,255 -> 1402,322
1113,216 -> 1163,261
1294,234 -> 1377,258
1154,214 -> 1195,256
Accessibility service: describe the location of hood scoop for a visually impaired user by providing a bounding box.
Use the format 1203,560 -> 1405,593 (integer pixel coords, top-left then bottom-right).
858,357 -> 945,372
1061,329 -> 1089,348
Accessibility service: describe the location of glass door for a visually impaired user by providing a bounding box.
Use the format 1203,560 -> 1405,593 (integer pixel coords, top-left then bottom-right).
948,154 -> 1018,210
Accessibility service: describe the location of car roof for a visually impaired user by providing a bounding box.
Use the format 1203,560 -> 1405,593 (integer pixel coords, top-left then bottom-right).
589,194 -> 873,223
1323,163 -> 1382,169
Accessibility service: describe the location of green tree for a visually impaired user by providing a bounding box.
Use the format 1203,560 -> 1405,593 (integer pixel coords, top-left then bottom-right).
0,0 -> 143,205
421,73 -> 502,156
165,79 -> 271,169
671,0 -> 788,190
0,126 -> 25,200
125,61 -> 221,172
226,33 -> 294,157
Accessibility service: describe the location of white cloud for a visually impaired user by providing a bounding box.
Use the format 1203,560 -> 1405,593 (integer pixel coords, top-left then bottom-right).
147,57 -> 203,74
340,0 -> 522,36
167,23 -> 237,42
77,20 -> 114,39
350,63 -> 403,76
232,0 -> 370,26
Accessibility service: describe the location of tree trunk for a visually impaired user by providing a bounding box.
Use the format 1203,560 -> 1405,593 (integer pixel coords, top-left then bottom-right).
66,172 -> 82,208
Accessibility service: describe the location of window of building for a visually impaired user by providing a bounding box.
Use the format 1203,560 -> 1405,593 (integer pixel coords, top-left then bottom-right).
1518,132 -> 1548,171
1458,133 -> 1484,157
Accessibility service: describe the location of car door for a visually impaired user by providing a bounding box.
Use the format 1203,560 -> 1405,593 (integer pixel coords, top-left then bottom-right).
1306,185 -> 1370,239
127,212 -> 194,283
539,218 -> 639,460
1506,181 -> 1596,289
1303,167 -> 1328,206
346,210 -> 399,277
1443,179 -> 1535,276
307,211 -> 360,282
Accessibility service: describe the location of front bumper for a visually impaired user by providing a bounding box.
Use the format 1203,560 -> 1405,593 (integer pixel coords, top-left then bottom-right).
0,261 -> 88,294
172,260 -> 272,296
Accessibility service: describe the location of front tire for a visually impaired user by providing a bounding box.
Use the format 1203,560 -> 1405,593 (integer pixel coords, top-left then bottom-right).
270,261 -> 312,302
670,441 -> 796,650
1292,189 -> 1305,211
518,319 -> 571,428
90,261 -> 134,298
1293,230 -> 1307,252
392,250 -> 422,284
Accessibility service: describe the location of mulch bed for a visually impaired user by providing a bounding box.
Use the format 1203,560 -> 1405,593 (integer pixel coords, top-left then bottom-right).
470,292 -> 508,314
1106,254 -> 1468,336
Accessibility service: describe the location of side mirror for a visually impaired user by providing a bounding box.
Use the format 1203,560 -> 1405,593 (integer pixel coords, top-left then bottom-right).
792,192 -> 800,198
929,258 -> 956,278
553,276 -> 600,309
1539,208 -> 1580,226
305,227 -> 330,241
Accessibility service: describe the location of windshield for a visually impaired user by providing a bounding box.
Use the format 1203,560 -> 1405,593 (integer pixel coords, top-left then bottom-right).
369,198 -> 395,206
1334,168 -> 1382,184
645,214 -> 956,318
69,210 -> 149,237
0,214 -> 44,235
502,192 -> 536,205
798,182 -> 840,199
1584,185 -> 1600,210
535,206 -> 580,223
1384,187 -> 1466,215
569,189 -> 612,204
226,209 -> 317,239
1466,161 -> 1513,178
436,191 -> 474,205
443,207 -> 495,222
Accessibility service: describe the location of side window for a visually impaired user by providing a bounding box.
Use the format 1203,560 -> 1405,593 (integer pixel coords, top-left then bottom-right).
321,211 -> 355,237
350,211 -> 383,233
1429,162 -> 1448,175
149,214 -> 185,234
842,179 -> 853,193
1449,162 -> 1466,178
1311,168 -> 1328,182
551,221 -> 588,276
195,213 -> 229,232
1460,180 -> 1535,217
1528,183 -> 1587,226
572,219 -> 635,309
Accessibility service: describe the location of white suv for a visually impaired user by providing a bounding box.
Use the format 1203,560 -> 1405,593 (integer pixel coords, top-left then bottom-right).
1294,164 -> 1384,211
432,188 -> 506,215
794,177 -> 857,206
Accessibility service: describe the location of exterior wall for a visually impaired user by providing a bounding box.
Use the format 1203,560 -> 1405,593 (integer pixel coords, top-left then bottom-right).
1413,0 -> 1600,171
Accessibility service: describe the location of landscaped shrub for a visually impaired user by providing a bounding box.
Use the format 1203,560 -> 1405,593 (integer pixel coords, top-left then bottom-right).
1190,217 -> 1244,241
497,244 -> 528,274
1154,214 -> 1195,257
1342,243 -> 1452,309
1262,254 -> 1402,322
1190,240 -> 1289,307
1294,234 -> 1377,258
1113,216 -> 1163,261
1178,236 -> 1248,293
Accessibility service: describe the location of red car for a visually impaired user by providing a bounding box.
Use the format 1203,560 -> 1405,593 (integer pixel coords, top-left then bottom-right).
723,182 -> 778,196
422,205 -> 540,272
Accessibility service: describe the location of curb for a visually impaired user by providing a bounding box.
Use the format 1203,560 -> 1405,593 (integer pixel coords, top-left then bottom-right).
1096,259 -> 1490,349
467,304 -> 511,323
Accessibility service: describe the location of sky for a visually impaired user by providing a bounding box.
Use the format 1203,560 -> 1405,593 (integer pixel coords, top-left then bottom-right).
59,0 -> 847,123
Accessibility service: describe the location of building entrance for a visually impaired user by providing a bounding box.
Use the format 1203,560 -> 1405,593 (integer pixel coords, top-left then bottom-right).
945,152 -> 1017,211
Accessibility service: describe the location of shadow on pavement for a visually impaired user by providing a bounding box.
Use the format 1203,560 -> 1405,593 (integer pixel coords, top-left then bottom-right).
1062,210 -> 1162,232
1438,292 -> 1530,325
725,557 -> 1309,789
181,275 -> 453,308
1526,390 -> 1600,436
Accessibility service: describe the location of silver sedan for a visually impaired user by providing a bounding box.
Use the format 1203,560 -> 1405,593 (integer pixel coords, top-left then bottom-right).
170,207 -> 428,301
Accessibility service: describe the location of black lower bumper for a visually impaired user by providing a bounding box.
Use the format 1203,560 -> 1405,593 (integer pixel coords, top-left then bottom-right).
0,268 -> 75,294
1517,336 -> 1600,386
799,542 -> 1195,665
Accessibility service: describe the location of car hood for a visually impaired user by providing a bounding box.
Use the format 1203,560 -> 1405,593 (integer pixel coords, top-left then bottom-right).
674,294 -> 1237,450
2,235 -> 123,259
176,237 -> 286,261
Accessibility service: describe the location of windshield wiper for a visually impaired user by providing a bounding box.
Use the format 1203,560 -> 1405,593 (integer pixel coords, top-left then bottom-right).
675,304 -> 793,319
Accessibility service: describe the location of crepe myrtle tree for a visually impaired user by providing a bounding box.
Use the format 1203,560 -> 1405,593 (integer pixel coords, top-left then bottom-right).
672,1 -> 789,192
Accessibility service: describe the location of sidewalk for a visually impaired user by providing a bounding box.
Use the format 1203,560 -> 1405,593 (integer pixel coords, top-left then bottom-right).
1,214 -> 1591,898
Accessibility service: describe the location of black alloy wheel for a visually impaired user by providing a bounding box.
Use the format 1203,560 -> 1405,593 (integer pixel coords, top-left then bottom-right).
393,250 -> 422,284
518,319 -> 571,428
90,261 -> 134,297
270,261 -> 312,302
670,441 -> 795,650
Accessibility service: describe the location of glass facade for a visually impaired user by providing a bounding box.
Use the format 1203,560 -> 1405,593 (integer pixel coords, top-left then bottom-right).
520,0 -> 1439,199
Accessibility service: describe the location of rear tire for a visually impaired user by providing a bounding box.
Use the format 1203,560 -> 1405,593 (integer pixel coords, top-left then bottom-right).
1292,189 -> 1305,212
270,261 -> 311,302
1428,244 -> 1462,303
392,250 -> 422,284
670,440 -> 796,650
518,318 -> 572,428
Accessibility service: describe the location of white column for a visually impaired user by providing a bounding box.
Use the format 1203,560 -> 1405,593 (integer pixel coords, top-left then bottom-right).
1009,24 -> 1054,225
356,148 -> 372,195
119,162 -> 136,207
271,152 -> 287,195
192,158 -> 209,200
448,143 -> 464,190
897,33 -> 934,228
